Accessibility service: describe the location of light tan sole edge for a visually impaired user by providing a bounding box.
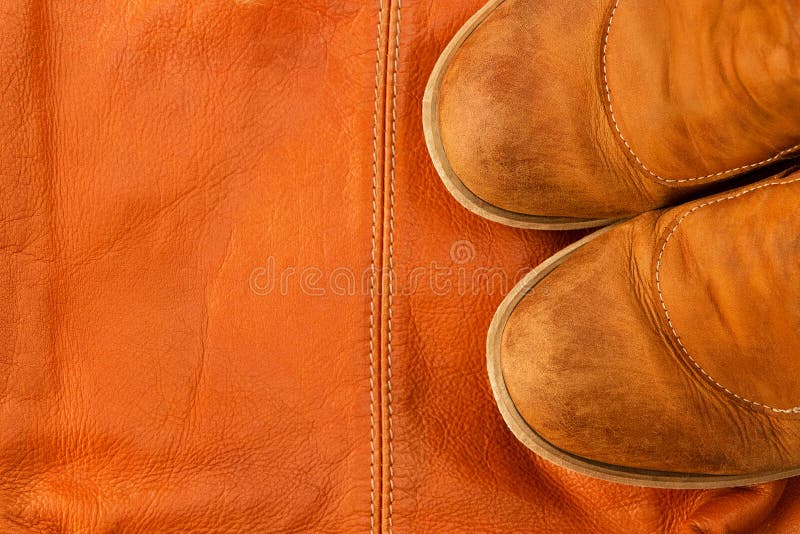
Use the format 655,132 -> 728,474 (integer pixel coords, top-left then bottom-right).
422,0 -> 616,231
487,226 -> 800,489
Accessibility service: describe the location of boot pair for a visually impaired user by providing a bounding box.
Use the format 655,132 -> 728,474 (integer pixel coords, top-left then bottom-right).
424,0 -> 800,488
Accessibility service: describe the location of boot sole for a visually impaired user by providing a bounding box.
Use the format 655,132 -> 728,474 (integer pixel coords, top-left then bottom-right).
487,226 -> 800,488
422,0 -> 615,230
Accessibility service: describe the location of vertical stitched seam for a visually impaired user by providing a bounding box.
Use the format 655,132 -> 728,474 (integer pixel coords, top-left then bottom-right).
387,0 -> 401,532
654,176 -> 800,414
369,1 -> 383,532
602,0 -> 800,184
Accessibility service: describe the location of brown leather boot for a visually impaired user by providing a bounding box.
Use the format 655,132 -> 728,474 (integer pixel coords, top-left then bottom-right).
487,168 -> 800,488
424,0 -> 800,229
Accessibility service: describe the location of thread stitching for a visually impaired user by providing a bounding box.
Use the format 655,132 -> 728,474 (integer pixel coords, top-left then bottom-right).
655,176 -> 800,414
387,1 -> 400,532
368,1 -> 383,531
602,0 -> 800,184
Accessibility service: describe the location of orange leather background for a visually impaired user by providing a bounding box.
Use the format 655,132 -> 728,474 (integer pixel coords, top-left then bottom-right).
0,0 -> 798,532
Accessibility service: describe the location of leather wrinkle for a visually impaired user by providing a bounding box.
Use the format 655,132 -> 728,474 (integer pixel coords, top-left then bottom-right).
656,175 -> 800,414
604,0 -> 800,184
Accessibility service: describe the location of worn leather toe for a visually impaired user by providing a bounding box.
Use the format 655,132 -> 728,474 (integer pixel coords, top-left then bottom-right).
433,0 -> 800,222
497,169 -> 800,479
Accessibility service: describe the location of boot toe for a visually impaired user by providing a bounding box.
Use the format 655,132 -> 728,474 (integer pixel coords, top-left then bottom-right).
433,0 -> 653,221
494,217 -> 793,477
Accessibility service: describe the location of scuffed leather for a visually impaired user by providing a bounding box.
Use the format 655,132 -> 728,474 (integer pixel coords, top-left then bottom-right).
501,170 -> 800,475
437,0 -> 800,219
0,0 -> 799,532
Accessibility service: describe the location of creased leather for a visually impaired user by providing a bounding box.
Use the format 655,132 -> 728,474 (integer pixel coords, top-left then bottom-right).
607,0 -> 800,183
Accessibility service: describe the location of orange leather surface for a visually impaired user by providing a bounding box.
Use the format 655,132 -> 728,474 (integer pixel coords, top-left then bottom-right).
1,0 -> 799,532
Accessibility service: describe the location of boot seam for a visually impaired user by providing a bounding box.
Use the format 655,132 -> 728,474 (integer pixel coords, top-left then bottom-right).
602,0 -> 800,184
655,175 -> 800,414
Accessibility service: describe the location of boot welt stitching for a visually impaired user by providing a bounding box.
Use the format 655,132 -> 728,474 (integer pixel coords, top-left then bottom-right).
655,176 -> 800,414
602,0 -> 800,184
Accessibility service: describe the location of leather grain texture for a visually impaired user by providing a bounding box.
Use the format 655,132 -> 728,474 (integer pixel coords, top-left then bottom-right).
1,0 -> 799,532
